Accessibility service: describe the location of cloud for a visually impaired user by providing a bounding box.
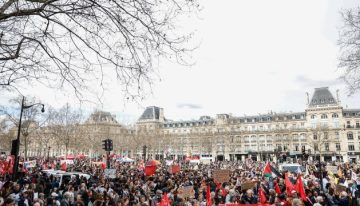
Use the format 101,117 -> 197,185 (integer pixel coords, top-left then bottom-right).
177,103 -> 202,109
295,75 -> 341,87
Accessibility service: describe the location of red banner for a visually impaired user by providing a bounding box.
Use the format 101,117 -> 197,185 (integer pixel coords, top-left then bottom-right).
219,204 -> 271,206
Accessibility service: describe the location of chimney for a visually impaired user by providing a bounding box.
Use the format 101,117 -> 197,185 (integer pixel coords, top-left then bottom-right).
336,89 -> 340,103
306,92 -> 309,105
159,108 -> 165,121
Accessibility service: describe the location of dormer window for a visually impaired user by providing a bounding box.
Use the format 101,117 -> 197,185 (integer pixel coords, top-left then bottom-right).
313,100 -> 317,104
329,98 -> 334,103
320,99 -> 325,103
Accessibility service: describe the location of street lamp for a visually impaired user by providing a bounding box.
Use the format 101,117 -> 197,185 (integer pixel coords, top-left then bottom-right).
12,96 -> 44,180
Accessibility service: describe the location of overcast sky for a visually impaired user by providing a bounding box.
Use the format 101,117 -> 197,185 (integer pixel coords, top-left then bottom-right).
2,0 -> 360,124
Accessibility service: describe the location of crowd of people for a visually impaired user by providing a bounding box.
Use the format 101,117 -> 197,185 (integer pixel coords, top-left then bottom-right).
0,157 -> 359,206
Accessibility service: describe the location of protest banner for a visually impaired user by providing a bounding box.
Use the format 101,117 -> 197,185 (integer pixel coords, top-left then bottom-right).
178,186 -> 195,199
104,169 -> 116,179
24,160 -> 36,168
326,166 -> 338,174
335,184 -> 347,193
219,204 -> 271,206
60,159 -> 74,165
213,169 -> 230,183
241,181 -> 257,190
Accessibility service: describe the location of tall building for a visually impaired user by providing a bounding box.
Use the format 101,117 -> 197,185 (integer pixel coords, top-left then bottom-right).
135,87 -> 360,162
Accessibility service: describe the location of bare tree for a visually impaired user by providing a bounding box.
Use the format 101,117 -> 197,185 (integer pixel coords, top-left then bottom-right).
0,117 -> 13,152
0,96 -> 46,159
0,0 -> 199,100
47,103 -> 83,155
306,125 -> 339,161
338,7 -> 360,95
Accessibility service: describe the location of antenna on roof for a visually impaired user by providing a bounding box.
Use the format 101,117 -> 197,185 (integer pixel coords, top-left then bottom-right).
336,89 -> 340,103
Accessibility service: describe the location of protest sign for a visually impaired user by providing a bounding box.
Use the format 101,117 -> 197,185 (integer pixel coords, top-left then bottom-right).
326,166 -> 338,174
178,186 -> 195,199
60,160 -> 74,165
241,181 -> 257,190
104,169 -> 116,179
335,184 -> 347,193
213,169 -> 230,183
24,160 -> 36,168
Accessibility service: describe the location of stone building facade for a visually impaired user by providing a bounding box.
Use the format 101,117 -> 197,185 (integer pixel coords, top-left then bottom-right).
135,87 -> 360,162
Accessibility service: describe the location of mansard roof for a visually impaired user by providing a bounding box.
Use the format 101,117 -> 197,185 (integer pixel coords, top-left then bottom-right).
86,110 -> 118,124
139,106 -> 161,121
309,87 -> 337,107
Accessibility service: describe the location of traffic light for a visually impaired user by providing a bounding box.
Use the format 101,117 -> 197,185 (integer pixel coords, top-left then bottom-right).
102,139 -> 108,151
108,139 -> 113,151
102,139 -> 113,151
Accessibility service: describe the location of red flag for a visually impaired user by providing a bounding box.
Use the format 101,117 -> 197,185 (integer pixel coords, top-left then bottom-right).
145,165 -> 156,176
206,185 -> 212,206
161,192 -> 170,206
285,173 -> 294,196
294,175 -> 307,201
60,162 -> 67,171
259,187 -> 267,204
101,162 -> 106,170
0,161 -> 5,175
6,155 -> 15,174
169,164 -> 180,174
275,182 -> 281,195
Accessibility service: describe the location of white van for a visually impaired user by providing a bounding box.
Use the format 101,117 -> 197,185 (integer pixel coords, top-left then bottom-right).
279,163 -> 305,173
200,154 -> 214,164
41,170 -> 90,185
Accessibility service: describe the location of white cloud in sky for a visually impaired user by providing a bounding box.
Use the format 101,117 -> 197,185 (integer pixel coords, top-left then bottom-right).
1,0 -> 360,123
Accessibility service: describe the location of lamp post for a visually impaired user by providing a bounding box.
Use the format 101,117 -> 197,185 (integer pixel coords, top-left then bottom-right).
12,96 -> 44,180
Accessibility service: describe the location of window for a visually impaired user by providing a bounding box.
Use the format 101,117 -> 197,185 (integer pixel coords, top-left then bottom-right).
313,134 -> 318,140
349,145 -> 355,151
332,113 -> 339,118
347,121 -> 351,128
336,143 -> 341,151
335,132 -> 339,139
314,144 -> 318,151
324,132 -> 328,139
321,114 -> 328,119
311,114 -> 316,119
347,132 -> 354,140
325,143 -> 329,151
356,122 -> 360,128
295,145 -> 299,151
312,123 -> 317,128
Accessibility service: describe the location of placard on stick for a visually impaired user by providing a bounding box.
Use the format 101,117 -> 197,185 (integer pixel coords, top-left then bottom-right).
241,181 -> 257,190
335,184 -> 347,193
326,166 -> 338,174
213,169 -> 230,183
178,186 -> 195,199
